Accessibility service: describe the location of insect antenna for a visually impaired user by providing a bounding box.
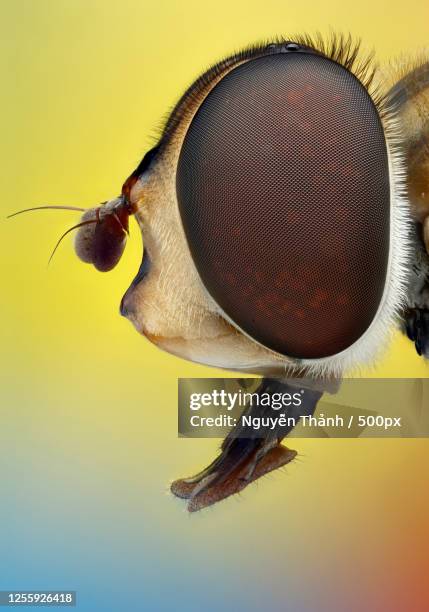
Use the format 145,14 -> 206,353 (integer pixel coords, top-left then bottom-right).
48,219 -> 98,266
7,205 -> 86,219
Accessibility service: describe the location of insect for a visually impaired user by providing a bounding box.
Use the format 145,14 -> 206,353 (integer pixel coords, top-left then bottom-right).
11,33 -> 429,512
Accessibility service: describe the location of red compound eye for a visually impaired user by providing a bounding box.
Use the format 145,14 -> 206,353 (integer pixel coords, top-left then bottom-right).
176,49 -> 390,359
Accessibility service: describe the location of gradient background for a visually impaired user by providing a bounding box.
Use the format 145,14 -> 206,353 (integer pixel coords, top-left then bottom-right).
1,1 -> 429,610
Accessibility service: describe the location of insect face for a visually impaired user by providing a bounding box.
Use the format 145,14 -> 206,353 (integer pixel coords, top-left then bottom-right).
12,34 -> 429,377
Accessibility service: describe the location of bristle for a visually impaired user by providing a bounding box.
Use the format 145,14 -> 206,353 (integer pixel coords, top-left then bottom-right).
380,51 -> 429,102
157,31 -> 385,149
48,219 -> 98,266
292,32 -> 385,116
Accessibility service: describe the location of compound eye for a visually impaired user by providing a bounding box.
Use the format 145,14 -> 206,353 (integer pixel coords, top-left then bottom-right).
176,50 -> 391,359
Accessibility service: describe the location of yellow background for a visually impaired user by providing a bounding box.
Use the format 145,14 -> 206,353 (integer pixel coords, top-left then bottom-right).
1,1 -> 428,610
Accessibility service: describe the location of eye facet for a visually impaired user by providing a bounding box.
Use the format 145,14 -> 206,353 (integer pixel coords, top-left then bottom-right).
176,48 -> 392,360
